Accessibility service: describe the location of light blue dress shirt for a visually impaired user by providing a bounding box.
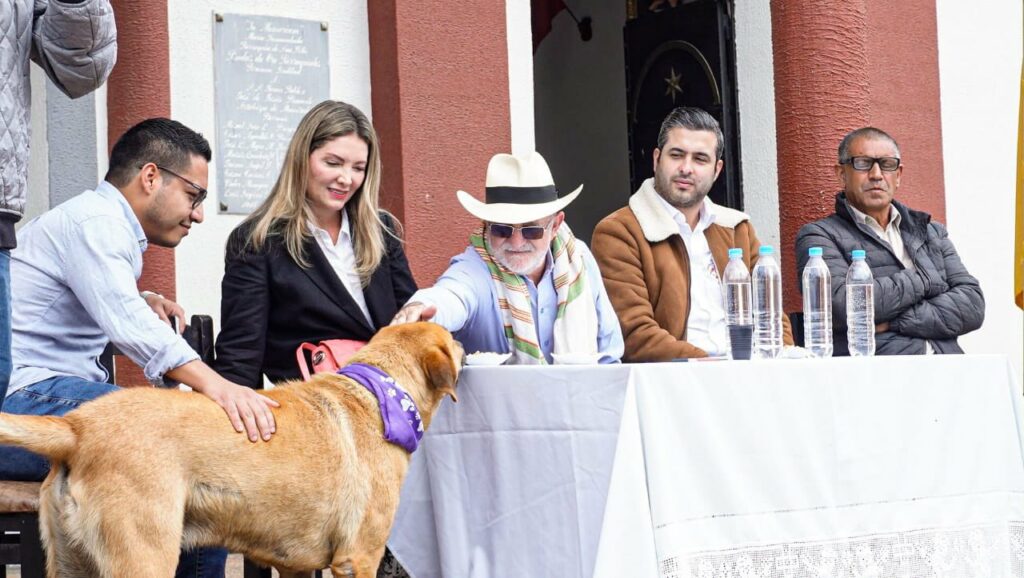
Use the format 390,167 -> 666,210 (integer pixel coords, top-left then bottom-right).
410,241 -> 624,363
7,181 -> 198,395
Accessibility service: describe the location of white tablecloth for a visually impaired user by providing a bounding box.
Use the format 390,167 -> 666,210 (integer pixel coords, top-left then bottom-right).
390,355 -> 1024,578
389,365 -> 633,578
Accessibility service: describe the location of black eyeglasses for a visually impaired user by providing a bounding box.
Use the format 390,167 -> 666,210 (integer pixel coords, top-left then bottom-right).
842,156 -> 901,172
155,165 -> 208,209
488,221 -> 551,241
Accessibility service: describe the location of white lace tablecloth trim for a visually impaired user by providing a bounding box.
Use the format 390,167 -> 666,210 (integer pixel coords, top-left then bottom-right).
661,521 -> 1024,578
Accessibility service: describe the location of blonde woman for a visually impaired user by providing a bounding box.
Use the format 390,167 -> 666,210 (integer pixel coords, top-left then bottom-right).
215,100 -> 416,386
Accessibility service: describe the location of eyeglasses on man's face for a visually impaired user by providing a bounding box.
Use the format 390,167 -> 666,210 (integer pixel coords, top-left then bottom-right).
487,220 -> 552,241
155,165 -> 208,210
841,156 -> 901,172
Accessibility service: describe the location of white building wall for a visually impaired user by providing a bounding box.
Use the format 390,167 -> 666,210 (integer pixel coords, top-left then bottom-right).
27,70 -> 107,225
507,0 -> 535,156
733,1 -> 780,253
25,69 -> 50,225
168,0 -> 372,332
94,83 -> 109,182
936,0 -> 1023,376
533,0 -> 631,241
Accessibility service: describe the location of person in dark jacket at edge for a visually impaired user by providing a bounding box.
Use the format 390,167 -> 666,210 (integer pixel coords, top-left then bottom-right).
795,127 -> 984,356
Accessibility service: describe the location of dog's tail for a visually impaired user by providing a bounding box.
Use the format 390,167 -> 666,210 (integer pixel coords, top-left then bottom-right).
0,413 -> 76,461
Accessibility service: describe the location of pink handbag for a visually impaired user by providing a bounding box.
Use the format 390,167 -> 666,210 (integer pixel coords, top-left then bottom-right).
295,339 -> 366,381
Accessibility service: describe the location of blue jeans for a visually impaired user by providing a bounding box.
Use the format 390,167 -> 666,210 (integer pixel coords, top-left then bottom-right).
0,375 -> 229,577
0,250 -> 10,411
176,547 -> 229,578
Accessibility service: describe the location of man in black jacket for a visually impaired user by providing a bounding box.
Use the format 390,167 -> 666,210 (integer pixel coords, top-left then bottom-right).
795,127 -> 984,355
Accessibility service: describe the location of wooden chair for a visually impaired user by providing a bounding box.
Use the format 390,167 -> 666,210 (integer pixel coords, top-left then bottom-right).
0,481 -> 44,578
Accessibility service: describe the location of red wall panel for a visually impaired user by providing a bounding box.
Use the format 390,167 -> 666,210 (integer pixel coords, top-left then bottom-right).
771,0 -> 944,310
369,0 -> 512,285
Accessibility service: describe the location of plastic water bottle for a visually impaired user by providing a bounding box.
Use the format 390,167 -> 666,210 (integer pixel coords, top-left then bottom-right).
801,247 -> 833,358
722,248 -> 752,359
846,249 -> 875,356
751,245 -> 784,359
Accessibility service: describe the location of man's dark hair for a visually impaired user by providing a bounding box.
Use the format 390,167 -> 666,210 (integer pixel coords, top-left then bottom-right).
837,127 -> 901,164
105,118 -> 212,186
656,107 -> 725,161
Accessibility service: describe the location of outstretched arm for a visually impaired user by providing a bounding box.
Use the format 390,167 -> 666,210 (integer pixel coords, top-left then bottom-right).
391,249 -> 482,332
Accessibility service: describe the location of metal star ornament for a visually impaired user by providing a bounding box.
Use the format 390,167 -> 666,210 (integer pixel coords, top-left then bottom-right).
664,66 -> 683,103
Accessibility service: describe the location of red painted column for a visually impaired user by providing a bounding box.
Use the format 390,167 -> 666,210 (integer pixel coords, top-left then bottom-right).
771,0 -> 945,310
108,0 -> 173,385
368,0 -> 512,285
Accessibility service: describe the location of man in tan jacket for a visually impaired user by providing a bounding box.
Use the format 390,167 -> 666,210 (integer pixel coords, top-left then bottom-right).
592,107 -> 791,362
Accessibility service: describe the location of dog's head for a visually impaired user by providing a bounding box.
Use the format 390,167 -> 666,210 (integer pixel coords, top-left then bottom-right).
354,322 -> 463,411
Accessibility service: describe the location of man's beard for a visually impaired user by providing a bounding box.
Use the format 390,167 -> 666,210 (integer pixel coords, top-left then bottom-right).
654,167 -> 710,210
491,245 -> 548,276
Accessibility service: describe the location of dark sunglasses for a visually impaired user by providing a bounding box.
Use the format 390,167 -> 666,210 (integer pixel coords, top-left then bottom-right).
488,222 -> 550,241
155,165 -> 208,210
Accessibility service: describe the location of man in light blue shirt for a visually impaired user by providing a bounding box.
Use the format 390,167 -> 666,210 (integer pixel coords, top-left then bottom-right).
391,152 -> 623,364
0,118 -> 279,578
1,118 -> 279,457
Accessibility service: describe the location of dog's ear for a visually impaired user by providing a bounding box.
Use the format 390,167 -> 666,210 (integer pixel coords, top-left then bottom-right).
423,343 -> 459,403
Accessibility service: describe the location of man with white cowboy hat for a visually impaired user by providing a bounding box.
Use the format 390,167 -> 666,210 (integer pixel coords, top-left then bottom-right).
390,152 -> 623,364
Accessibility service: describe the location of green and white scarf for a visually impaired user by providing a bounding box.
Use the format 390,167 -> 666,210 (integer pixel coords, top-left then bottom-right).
470,223 -> 599,364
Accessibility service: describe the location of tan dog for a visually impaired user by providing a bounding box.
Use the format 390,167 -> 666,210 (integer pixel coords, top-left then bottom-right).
0,322 -> 462,578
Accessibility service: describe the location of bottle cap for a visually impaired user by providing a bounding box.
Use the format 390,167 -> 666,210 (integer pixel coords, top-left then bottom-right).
728,248 -> 743,259
808,247 -> 823,257
758,245 -> 774,256
851,249 -> 866,259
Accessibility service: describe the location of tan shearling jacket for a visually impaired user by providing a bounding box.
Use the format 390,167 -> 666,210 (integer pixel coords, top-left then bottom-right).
592,178 -> 792,362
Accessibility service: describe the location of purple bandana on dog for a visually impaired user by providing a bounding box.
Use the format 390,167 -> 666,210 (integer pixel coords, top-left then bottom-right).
337,363 -> 424,453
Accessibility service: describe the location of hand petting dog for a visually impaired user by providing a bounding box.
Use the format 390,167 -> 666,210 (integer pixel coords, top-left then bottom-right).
141,292 -> 278,442
168,360 -> 279,442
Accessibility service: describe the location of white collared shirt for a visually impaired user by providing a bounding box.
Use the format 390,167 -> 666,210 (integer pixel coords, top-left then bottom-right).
309,211 -> 372,325
847,203 -> 933,354
847,204 -> 915,271
654,193 -> 728,356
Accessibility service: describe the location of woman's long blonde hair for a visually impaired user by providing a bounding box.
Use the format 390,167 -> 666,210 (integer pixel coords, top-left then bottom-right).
242,100 -> 394,284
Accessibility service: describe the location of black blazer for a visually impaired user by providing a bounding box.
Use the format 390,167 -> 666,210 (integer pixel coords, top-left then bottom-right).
214,214 -> 417,386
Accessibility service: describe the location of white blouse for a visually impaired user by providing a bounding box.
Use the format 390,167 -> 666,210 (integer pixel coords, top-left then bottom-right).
309,210 -> 371,325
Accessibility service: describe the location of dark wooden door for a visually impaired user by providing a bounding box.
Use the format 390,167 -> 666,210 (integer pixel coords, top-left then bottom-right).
624,0 -> 742,209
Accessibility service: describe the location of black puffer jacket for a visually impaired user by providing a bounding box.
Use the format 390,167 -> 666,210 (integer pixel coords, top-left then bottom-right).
795,193 -> 984,355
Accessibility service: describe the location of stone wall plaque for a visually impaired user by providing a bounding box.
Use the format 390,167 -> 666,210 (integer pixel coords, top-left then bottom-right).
214,13 -> 329,214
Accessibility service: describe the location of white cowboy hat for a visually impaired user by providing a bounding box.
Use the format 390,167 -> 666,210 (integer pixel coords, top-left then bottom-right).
456,152 -> 583,224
